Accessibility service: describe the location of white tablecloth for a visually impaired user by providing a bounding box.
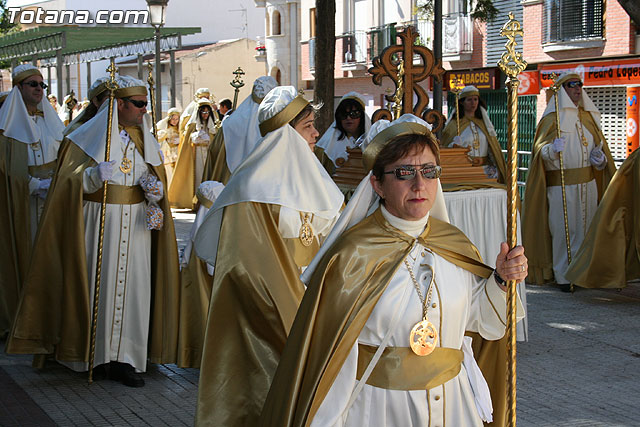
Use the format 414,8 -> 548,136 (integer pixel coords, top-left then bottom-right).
444,187 -> 528,341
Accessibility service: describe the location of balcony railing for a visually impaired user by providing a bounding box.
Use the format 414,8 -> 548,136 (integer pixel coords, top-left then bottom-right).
442,12 -> 473,56
341,30 -> 368,64
368,23 -> 397,60
542,0 -> 604,44
396,19 -> 433,49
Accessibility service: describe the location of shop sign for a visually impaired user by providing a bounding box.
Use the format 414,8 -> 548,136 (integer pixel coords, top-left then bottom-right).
539,58 -> 640,87
444,68 -> 499,90
517,71 -> 540,96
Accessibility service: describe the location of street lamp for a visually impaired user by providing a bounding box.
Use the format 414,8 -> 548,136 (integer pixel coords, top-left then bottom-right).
147,0 -> 168,117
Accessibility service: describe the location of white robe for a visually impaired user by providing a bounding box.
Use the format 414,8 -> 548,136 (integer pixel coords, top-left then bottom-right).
312,209 -> 523,427
453,122 -> 498,179
64,130 -> 152,373
540,116 -> 598,284
190,127 -> 211,192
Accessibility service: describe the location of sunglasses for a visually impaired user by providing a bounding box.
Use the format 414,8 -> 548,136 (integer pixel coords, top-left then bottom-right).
23,80 -> 47,89
124,98 -> 148,109
564,81 -> 583,89
383,164 -> 442,180
338,110 -> 362,120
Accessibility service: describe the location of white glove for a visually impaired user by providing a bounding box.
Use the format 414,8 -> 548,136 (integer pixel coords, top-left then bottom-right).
97,160 -> 117,182
590,145 -> 607,170
552,137 -> 565,153
36,177 -> 51,199
197,129 -> 210,142
452,135 -> 462,146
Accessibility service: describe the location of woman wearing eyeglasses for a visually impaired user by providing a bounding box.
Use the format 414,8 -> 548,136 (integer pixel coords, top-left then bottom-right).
441,86 -> 507,183
315,92 -> 371,175
169,98 -> 217,209
260,114 -> 527,427
523,72 -> 615,291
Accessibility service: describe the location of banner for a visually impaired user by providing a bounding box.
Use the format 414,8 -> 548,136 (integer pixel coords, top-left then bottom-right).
539,58 -> 640,87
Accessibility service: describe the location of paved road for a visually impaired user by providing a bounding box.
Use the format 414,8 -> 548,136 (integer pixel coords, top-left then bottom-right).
1,211 -> 639,426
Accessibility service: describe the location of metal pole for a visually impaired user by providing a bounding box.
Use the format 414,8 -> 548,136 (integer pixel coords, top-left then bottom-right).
148,63 -> 158,139
65,64 -> 71,96
88,59 -> 119,383
155,26 -> 162,117
170,50 -> 176,108
137,54 -> 144,81
433,0 -> 442,119
56,50 -> 63,102
86,62 -> 92,97
498,12 -> 526,427
47,66 -> 52,97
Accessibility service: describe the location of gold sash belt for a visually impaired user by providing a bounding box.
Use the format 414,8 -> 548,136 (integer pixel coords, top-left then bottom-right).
546,166 -> 594,187
196,188 -> 213,209
356,344 -> 463,390
28,160 -> 57,179
83,184 -> 145,205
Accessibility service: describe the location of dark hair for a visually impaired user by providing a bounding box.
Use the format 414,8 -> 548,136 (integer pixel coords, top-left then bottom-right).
289,104 -> 315,128
372,133 -> 441,183
219,98 -> 232,110
198,105 -> 213,124
456,95 -> 487,121
335,98 -> 365,140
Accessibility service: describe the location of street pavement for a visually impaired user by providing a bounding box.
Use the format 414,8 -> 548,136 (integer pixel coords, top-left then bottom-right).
1,211 -> 639,426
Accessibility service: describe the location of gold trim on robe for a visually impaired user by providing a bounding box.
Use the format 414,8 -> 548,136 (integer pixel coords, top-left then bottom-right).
565,148 -> 640,288
259,208 -> 493,427
0,134 -> 31,336
6,135 -> 180,365
522,110 -> 616,284
201,129 -> 231,185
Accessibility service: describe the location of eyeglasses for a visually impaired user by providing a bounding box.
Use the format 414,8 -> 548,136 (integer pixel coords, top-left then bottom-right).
564,81 -> 583,89
338,110 -> 362,120
22,80 -> 47,89
124,98 -> 148,109
383,164 -> 442,180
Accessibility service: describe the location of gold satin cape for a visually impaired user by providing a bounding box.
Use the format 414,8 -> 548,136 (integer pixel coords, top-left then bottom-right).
0,134 -> 31,336
565,148 -> 640,288
6,129 -> 180,365
441,116 -> 508,184
168,122 -> 216,208
195,201 -> 323,427
522,110 -> 616,284
259,208 -> 495,427
201,129 -> 231,184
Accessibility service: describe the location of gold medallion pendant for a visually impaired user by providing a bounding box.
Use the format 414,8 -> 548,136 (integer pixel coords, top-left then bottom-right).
119,157 -> 132,174
299,213 -> 314,247
409,319 -> 438,356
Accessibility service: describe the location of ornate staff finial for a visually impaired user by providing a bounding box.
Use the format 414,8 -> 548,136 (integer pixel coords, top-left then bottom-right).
392,58 -> 405,120
498,12 -> 527,79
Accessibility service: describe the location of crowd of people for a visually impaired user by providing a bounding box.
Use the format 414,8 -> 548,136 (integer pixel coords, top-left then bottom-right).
0,64 -> 637,427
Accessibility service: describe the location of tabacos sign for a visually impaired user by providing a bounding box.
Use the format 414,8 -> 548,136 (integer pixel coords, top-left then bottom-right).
539,59 -> 640,87
444,68 -> 499,90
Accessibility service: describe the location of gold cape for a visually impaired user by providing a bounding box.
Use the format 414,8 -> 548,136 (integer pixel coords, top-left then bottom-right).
0,134 -> 31,336
522,111 -> 616,284
441,115 -> 508,184
196,201 -> 321,427
565,148 -> 640,288
168,123 -> 216,209
6,129 -> 180,365
201,129 -> 231,184
259,208 -> 494,427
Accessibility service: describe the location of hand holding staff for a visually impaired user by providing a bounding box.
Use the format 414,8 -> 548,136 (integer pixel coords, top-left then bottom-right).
89,59 -> 119,383
497,12 -> 527,427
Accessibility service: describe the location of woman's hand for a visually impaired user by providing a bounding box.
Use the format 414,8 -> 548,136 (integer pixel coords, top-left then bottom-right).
494,242 -> 527,289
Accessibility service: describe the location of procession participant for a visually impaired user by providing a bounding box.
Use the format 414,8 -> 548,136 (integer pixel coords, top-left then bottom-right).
179,87 -> 212,133
63,77 -> 110,136
0,64 -> 64,336
260,114 -> 526,427
315,91 -> 371,175
218,98 -> 232,119
156,107 -> 181,184
566,148 -> 640,289
6,75 -> 180,387
201,75 -> 278,184
176,180 -> 224,368
58,92 -> 78,126
169,98 -> 216,209
47,93 -> 58,110
441,85 -> 508,182
193,86 -> 344,426
523,72 -> 615,291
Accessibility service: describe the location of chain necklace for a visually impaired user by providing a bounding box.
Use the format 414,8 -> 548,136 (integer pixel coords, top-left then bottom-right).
404,258 -> 438,356
469,121 -> 480,151
299,212 -> 315,247
119,132 -> 133,174
575,112 -> 589,147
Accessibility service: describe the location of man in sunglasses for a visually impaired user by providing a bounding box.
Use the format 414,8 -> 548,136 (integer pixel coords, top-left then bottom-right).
7,75 -> 180,388
523,71 -> 616,292
0,64 -> 64,336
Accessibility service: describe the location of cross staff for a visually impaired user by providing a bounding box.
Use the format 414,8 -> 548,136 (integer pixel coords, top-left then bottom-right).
88,59 -> 119,383
497,11 -> 527,427
230,67 -> 245,110
449,76 -> 464,136
147,62 -> 158,140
